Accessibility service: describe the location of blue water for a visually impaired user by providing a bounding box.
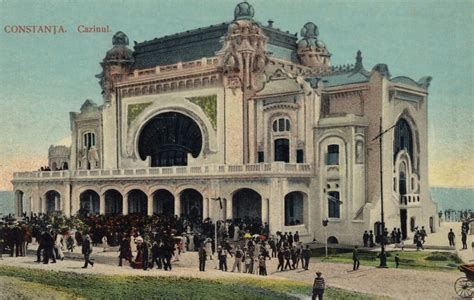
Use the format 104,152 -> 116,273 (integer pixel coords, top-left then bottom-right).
0,188 -> 472,215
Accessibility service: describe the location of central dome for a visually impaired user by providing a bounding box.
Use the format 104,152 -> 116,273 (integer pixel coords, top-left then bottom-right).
234,2 -> 255,20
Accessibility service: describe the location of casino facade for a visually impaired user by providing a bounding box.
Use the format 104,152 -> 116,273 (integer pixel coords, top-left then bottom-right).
12,2 -> 438,244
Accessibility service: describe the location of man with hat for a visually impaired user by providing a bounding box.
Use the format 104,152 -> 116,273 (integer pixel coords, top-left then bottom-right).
312,271 -> 325,300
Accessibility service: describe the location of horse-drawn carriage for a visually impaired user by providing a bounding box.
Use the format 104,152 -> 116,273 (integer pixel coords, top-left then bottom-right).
455,264 -> 474,298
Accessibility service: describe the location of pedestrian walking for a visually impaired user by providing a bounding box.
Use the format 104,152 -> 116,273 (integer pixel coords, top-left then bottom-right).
352,246 -> 360,270
81,234 -> 94,268
363,231 -> 369,247
369,230 -> 375,247
217,246 -> 228,272
312,271 -> 325,300
448,229 -> 455,247
102,235 -> 108,252
302,244 -> 311,270
461,230 -> 468,249
395,254 -> 400,268
198,244 -> 206,272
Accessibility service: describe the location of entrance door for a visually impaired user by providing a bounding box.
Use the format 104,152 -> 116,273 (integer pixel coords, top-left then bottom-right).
400,209 -> 407,240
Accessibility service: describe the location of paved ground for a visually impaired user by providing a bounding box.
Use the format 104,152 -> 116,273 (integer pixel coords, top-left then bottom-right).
424,222 -> 474,263
0,221 -> 471,300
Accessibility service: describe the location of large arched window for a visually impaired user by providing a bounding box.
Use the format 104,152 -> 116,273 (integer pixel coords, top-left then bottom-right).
272,118 -> 291,132
393,118 -> 413,162
138,112 -> 202,167
83,132 -> 96,149
284,192 -> 305,225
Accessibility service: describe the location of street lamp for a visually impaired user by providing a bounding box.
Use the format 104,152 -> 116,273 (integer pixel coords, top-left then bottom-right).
371,117 -> 396,268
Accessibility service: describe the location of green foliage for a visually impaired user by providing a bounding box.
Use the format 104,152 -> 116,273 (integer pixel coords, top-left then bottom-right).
188,95 -> 217,129
127,102 -> 152,126
315,249 -> 460,272
0,265 -> 378,300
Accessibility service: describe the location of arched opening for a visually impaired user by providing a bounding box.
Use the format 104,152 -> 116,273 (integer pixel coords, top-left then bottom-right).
63,162 -> 69,170
153,189 -> 175,216
45,190 -> 61,214
393,118 -> 414,163
274,138 -> 289,162
232,188 -> 262,221
284,192 -> 305,226
51,162 -> 57,171
79,190 -> 100,215
138,112 -> 203,167
327,236 -> 338,244
128,189 -> 147,214
180,189 -> 203,222
104,189 -> 123,215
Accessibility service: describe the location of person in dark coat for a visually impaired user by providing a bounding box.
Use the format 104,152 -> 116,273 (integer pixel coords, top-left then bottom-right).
277,247 -> 284,271
150,241 -> 161,269
81,234 -> 94,268
198,244 -> 207,271
362,231 -> 369,247
283,246 -> 292,270
13,225 -> 23,257
141,242 -> 149,270
461,230 -> 468,249
0,223 -> 5,259
42,229 -> 56,264
448,229 -> 455,246
352,246 -> 360,270
302,244 -> 311,270
395,254 -> 400,268
118,236 -> 132,266
162,241 -> 173,271
369,230 -> 375,247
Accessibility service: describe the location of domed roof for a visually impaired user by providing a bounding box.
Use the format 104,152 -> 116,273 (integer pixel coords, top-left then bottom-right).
234,2 -> 255,20
104,31 -> 134,62
300,22 -> 319,39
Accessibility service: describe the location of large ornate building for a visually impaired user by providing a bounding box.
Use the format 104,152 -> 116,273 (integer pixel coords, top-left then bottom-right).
12,2 -> 438,244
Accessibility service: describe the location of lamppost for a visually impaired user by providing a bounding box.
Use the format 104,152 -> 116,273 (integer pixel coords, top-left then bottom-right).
322,218 -> 328,257
371,117 -> 396,268
211,197 -> 225,253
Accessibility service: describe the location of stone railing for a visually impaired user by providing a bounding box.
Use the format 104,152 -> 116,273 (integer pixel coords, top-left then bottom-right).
128,57 -> 220,79
13,162 -> 313,180
400,193 -> 421,207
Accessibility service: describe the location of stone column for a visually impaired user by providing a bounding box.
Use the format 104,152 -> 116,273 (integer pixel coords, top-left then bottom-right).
174,195 -> 181,217
99,193 -> 105,215
203,197 -> 209,219
225,198 -> 232,221
41,197 -> 46,214
147,194 -> 153,216
122,195 -> 128,215
262,197 -> 269,225
63,185 -> 71,217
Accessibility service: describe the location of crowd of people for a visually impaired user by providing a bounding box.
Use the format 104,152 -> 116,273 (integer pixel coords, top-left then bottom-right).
439,209 -> 473,223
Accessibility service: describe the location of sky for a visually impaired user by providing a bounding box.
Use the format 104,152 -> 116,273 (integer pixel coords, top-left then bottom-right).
0,0 -> 472,190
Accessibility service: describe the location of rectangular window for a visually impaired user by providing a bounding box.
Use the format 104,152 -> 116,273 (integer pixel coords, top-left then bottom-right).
328,191 -> 340,218
327,144 -> 339,165
296,149 -> 304,163
258,151 -> 264,163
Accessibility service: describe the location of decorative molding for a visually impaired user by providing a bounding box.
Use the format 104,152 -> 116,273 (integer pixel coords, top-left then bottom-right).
187,95 -> 217,129
127,102 -> 152,126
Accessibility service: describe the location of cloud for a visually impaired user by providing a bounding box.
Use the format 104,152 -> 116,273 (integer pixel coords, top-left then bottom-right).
429,156 -> 474,188
0,154 -> 47,191
56,135 -> 72,146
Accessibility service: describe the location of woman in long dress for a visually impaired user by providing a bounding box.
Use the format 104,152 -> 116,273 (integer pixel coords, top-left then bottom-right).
205,238 -> 213,260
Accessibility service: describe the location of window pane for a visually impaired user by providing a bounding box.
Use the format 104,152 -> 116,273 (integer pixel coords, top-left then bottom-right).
327,144 -> 339,165
328,192 -> 340,218
278,118 -> 284,131
273,120 -> 277,132
297,149 -> 304,163
286,119 -> 290,131
258,151 -> 264,163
